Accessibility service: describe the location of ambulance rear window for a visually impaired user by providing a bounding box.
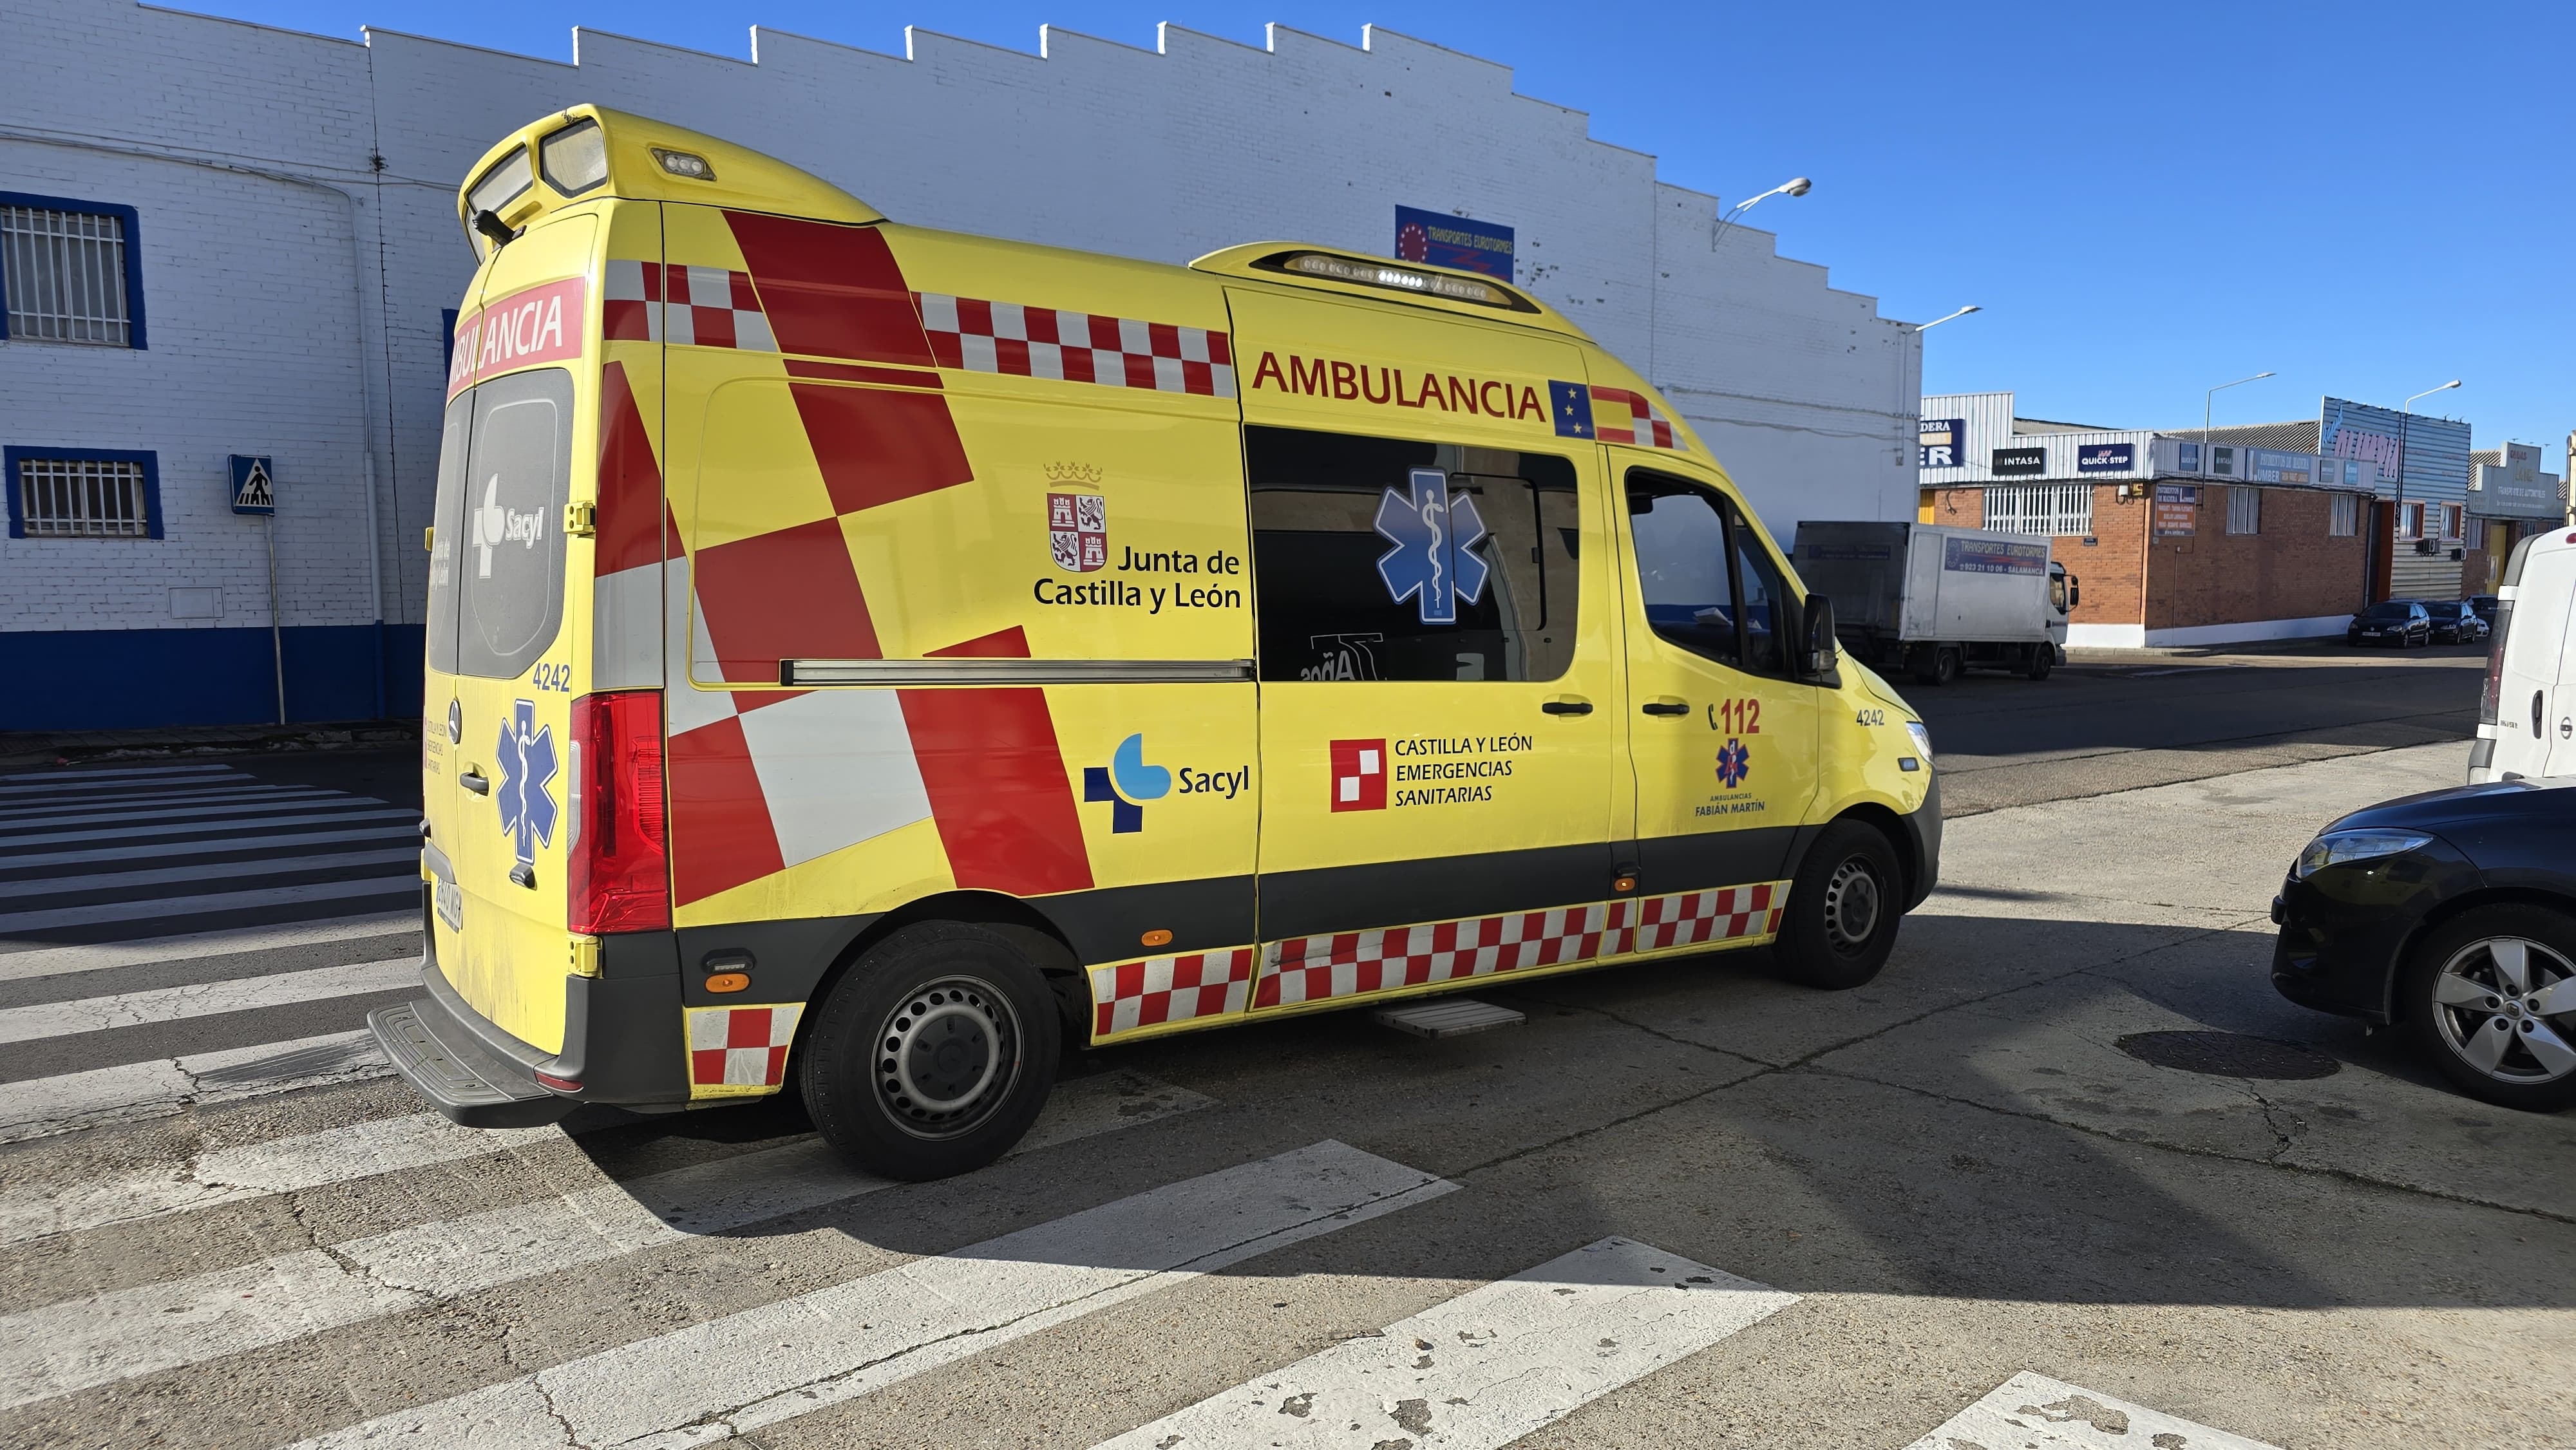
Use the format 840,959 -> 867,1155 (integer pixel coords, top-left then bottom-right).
1247,426 -> 1577,684
424,368 -> 574,679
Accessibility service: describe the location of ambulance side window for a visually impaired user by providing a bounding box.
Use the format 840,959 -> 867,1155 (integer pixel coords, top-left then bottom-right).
1247,425 -> 1577,684
424,395 -> 471,675
1627,469 -> 1795,677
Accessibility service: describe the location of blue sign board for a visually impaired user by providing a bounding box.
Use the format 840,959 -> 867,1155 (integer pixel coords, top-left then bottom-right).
1394,205 -> 1515,281
2075,442 -> 2134,473
1919,418 -> 1966,469
227,455 -> 275,516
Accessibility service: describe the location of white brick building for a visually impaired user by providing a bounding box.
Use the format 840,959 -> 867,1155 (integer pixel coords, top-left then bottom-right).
0,0 -> 1919,728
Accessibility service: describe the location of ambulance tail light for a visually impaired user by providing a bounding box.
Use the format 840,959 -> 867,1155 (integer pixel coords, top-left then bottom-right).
569,691 -> 668,936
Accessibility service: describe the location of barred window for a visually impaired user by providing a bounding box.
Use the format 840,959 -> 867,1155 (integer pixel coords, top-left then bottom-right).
8,451 -> 156,538
2329,492 -> 2359,536
0,199 -> 138,347
1982,483 -> 2092,537
2226,486 -> 2260,535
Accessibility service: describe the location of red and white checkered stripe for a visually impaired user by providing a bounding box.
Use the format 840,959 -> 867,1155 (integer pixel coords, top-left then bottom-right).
604,259 -> 777,350
915,293 -> 1235,397
686,1003 -> 804,1090
1627,883 -> 1783,952
1090,948 -> 1256,1039
1255,882 -> 1788,1009
1591,384 -> 1680,449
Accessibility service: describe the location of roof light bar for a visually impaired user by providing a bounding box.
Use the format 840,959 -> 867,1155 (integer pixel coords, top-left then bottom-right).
1262,250 -> 1535,311
652,147 -> 717,182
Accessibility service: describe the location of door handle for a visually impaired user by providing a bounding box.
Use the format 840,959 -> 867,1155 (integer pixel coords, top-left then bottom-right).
1540,697 -> 1593,717
2535,691 -> 2546,738
1640,698 -> 1689,717
460,768 -> 491,795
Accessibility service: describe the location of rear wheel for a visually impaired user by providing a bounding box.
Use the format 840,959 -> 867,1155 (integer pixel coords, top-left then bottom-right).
2402,905 -> 2576,1113
800,922 -> 1062,1180
1773,820 -> 1904,990
1914,645 -> 1960,687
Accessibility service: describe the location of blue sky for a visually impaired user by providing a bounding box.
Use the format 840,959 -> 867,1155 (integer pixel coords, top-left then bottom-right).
198,1 -> 2574,469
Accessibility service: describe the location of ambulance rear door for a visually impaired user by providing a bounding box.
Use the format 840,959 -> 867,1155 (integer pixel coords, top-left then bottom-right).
434,205 -> 606,1057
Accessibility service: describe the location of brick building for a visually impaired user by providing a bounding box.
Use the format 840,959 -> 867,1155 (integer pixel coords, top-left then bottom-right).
0,0 -> 1922,728
1918,393 -> 2378,647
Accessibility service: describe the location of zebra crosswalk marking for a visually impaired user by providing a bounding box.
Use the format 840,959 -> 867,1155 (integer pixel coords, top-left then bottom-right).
0,823 -> 419,872
0,1071 -> 1215,1408
0,957 -> 417,1044
0,784 -> 329,820
0,878 -> 421,935
289,1141 -> 1453,1450
0,847 -> 424,901
1901,1371 -> 2285,1449
0,1028 -> 383,1144
1092,1236 -> 1796,1450
0,763 -> 238,784
0,914 -> 414,982
0,793 -> 368,833
0,809 -> 417,857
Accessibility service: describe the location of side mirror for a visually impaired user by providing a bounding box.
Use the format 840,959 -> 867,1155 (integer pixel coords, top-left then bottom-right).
2069,577 -> 2081,609
1802,593 -> 1839,681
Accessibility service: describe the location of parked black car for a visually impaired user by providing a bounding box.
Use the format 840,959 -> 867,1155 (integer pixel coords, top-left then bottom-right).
2420,598 -> 2490,645
2273,778 -> 2576,1111
2468,593 -> 2502,628
2346,599 -> 2430,647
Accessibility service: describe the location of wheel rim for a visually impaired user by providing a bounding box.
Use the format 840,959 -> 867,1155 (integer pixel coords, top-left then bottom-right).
874,975 -> 1021,1139
2430,937 -> 2576,1084
1821,856 -> 1883,955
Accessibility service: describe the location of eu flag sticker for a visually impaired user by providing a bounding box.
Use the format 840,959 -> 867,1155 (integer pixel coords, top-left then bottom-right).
1549,380 -> 1595,439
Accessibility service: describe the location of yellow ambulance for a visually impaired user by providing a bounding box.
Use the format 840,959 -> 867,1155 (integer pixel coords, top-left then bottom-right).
377,106 -> 1943,1180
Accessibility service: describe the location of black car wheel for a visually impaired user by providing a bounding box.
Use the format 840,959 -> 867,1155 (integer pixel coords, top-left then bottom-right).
800,921 -> 1063,1180
1773,820 -> 1903,990
2402,905 -> 2576,1112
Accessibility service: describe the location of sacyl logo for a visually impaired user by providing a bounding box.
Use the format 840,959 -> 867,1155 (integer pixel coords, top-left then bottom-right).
1084,733 -> 1170,834
472,473 -> 548,578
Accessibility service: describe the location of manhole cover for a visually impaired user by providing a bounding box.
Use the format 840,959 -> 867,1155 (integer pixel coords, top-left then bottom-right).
2114,1031 -> 2339,1080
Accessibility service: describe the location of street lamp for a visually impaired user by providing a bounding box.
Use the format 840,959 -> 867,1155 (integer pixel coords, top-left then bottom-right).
1913,305 -> 1982,333
2201,371 -> 2276,478
1711,176 -> 1812,251
2396,379 -> 2462,543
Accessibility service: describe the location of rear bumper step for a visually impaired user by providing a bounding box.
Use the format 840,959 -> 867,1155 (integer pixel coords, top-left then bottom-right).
368,999 -> 574,1129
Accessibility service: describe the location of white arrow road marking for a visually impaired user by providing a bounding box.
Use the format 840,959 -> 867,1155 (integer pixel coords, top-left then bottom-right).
0,1071 -> 1217,1402
1092,1236 -> 1796,1450
1900,1371 -> 2285,1450
0,956 -> 419,1043
0,1029 -> 385,1144
288,1141 -> 1453,1450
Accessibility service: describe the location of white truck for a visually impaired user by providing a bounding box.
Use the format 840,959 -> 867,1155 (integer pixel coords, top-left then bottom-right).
1791,521 -> 2074,686
2471,525 -> 2576,782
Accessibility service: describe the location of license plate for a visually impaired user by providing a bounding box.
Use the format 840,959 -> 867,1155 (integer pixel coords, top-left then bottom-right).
434,876 -> 465,931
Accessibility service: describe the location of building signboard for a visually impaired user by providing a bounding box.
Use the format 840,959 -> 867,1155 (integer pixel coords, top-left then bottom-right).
1394,205 -> 1515,281
2319,395 -> 2470,504
2175,441 -> 2201,472
2472,440 -> 2566,520
1943,536 -> 2050,576
1919,418 -> 1966,469
1991,446 -> 2046,476
2153,483 -> 2196,537
2248,449 -> 2312,485
2075,442 -> 2134,473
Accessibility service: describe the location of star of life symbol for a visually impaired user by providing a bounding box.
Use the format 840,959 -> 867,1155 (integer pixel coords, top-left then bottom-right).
471,474 -> 547,580
495,698 -> 559,869
1717,737 -> 1752,789
1374,467 -> 1488,625
1049,491 -> 1107,573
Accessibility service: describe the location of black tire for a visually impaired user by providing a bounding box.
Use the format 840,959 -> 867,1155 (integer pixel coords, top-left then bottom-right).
799,921 -> 1063,1180
2401,905 -> 2576,1113
1773,819 -> 1904,990
1914,645 -> 1960,687
2025,643 -> 2054,681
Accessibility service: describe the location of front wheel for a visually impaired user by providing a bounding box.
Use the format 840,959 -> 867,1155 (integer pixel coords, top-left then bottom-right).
800,921 -> 1063,1180
1772,820 -> 1904,990
2402,906 -> 2576,1112
2025,644 -> 2054,681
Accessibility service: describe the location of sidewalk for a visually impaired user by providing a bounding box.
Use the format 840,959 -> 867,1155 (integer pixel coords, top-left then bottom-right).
0,720 -> 419,773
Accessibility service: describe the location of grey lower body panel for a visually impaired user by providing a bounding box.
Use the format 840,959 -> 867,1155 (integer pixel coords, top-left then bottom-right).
1901,771 -> 1943,909
369,989 -> 571,1129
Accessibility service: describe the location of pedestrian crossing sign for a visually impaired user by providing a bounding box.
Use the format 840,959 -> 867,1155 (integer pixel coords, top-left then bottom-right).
229,455 -> 275,515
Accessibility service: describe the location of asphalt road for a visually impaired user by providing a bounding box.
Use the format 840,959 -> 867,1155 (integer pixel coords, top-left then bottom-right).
1,649 -> 2561,1450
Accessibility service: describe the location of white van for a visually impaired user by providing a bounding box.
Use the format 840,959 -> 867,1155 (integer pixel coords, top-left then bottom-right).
2470,526 -> 2576,782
